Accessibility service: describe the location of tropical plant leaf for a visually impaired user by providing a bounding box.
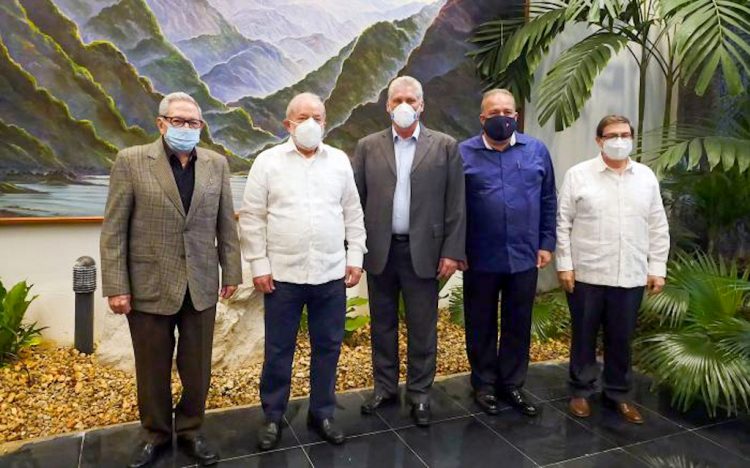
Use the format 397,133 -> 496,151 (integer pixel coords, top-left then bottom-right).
636,330 -> 750,416
469,3 -> 576,102
636,250 -> 750,416
537,32 -> 628,130
662,0 -> 750,95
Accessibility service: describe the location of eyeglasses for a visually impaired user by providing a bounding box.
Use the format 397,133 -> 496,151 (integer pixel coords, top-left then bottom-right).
160,115 -> 204,129
601,132 -> 633,140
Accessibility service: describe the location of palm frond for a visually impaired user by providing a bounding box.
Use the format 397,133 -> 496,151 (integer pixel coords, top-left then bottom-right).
635,330 -> 750,416
537,32 -> 628,130
468,4 -> 575,102
662,0 -> 750,95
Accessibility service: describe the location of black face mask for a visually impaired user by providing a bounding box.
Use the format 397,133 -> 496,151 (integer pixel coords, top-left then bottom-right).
483,115 -> 517,142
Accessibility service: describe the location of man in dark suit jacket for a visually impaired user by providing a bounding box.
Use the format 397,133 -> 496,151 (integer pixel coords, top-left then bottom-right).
101,92 -> 242,467
353,76 -> 466,426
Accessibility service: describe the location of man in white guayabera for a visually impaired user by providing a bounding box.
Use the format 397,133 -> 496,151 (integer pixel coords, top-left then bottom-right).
556,114 -> 670,425
239,92 -> 367,451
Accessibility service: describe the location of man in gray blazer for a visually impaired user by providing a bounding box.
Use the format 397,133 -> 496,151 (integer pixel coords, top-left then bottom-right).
101,92 -> 242,467
353,76 -> 466,426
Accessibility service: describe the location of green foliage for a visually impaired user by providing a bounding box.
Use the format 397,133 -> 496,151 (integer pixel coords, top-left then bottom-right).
0,279 -> 45,366
469,0 -> 750,140
447,285 -> 465,327
635,251 -> 750,416
639,95 -> 750,176
530,289 -> 570,342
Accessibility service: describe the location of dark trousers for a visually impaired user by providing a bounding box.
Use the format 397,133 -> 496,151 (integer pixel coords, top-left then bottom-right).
567,281 -> 644,402
367,238 -> 439,404
463,268 -> 538,393
127,293 -> 216,443
261,279 -> 346,422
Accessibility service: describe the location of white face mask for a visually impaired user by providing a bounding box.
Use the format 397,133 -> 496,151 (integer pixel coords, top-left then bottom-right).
292,117 -> 323,150
602,137 -> 633,160
390,102 -> 419,129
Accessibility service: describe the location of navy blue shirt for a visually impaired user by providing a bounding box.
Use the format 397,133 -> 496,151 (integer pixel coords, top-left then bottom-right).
459,132 -> 557,274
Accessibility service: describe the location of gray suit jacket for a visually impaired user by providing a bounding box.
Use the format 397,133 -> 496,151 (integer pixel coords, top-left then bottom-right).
352,125 -> 466,279
100,139 -> 242,314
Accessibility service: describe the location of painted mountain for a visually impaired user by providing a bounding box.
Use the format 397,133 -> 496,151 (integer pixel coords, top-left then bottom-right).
0,0 -> 523,218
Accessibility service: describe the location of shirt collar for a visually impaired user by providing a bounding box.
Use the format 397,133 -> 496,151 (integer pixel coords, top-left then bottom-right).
392,123 -> 421,142
596,153 -> 634,172
482,132 -> 516,150
282,138 -> 325,158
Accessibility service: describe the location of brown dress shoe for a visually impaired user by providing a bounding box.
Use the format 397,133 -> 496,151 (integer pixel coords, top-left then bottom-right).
569,398 -> 591,418
615,402 -> 644,424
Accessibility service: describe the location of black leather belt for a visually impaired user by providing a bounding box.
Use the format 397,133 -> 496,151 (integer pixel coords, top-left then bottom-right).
392,234 -> 410,242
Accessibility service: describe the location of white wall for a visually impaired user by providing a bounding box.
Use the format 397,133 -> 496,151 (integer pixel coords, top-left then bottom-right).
0,223 -> 108,345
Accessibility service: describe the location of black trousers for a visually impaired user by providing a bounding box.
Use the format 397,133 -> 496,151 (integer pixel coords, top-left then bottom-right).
567,281 -> 644,402
260,279 -> 346,422
463,268 -> 538,392
127,292 -> 216,444
367,238 -> 439,404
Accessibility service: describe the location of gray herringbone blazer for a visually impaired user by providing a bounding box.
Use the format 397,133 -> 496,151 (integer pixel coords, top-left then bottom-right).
352,125 -> 466,279
100,139 -> 242,314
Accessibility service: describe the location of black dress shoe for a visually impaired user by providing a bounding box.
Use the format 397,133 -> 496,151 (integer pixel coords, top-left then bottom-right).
474,391 -> 500,415
499,388 -> 538,417
411,403 -> 431,427
257,421 -> 282,451
177,435 -> 219,466
127,439 -> 170,468
307,414 -> 345,445
361,393 -> 397,414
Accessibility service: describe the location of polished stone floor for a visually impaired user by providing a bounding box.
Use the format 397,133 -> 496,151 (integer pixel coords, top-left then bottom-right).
2,362 -> 748,467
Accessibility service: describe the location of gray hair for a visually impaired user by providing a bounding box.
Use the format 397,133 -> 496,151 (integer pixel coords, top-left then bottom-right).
286,92 -> 326,119
387,76 -> 423,101
158,92 -> 202,118
481,89 -> 517,112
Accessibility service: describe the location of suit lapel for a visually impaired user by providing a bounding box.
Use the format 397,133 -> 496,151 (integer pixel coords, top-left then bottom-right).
185,150 -> 213,225
410,126 -> 434,174
379,130 -> 397,176
148,139 -> 185,218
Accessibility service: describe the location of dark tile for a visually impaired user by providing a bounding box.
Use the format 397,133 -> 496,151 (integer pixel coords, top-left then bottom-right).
550,448 -> 647,468
527,385 -> 570,402
285,391 -> 389,444
0,434 -> 82,468
79,423 -> 192,468
201,405 -> 299,460
549,397 -> 683,447
305,431 -> 425,467
397,416 -> 535,467
625,431 -> 748,468
217,447 -> 311,467
370,385 -> 469,430
432,376 -> 512,414
477,403 -> 615,465
550,448 -> 647,467
695,417 -> 750,461
524,363 -> 569,390
630,380 -> 737,429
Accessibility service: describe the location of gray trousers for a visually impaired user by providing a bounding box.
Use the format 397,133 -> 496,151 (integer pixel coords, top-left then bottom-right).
367,237 -> 439,404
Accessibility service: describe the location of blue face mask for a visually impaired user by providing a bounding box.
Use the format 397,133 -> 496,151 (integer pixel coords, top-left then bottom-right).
164,126 -> 200,153
483,115 -> 517,142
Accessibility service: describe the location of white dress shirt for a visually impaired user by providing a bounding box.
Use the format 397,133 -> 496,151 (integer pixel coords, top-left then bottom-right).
239,140 -> 367,285
391,124 -> 420,234
556,155 -> 669,288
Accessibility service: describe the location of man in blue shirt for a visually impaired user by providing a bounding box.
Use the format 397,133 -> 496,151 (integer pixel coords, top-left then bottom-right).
459,89 -> 556,417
